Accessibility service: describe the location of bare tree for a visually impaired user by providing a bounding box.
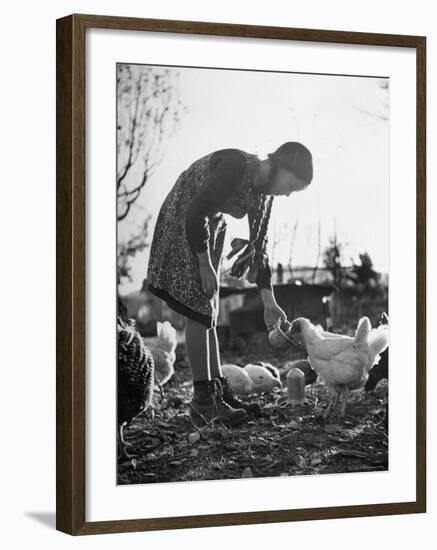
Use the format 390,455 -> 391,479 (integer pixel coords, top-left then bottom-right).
287,218 -> 299,277
117,64 -> 187,221
270,222 -> 280,268
353,78 -> 389,122
345,251 -> 382,317
118,216 -> 151,286
322,228 -> 345,289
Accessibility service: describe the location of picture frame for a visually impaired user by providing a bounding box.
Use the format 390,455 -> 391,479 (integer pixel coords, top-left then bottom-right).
56,13 -> 426,536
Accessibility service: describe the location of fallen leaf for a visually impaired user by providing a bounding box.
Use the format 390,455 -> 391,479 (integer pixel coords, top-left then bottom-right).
188,432 -> 201,445
325,424 -> 341,433
288,421 -> 301,430
199,428 -> 213,440
156,420 -> 172,428
294,455 -> 307,468
162,445 -> 175,457
144,437 -> 161,449
362,426 -> 377,435
332,449 -> 368,458
329,436 -> 350,443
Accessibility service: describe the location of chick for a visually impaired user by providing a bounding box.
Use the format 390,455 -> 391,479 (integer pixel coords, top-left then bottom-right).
244,363 -> 283,394
257,362 -> 281,382
221,364 -> 252,394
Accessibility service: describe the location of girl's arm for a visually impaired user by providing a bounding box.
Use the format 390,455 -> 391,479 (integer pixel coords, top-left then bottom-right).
196,250 -> 218,299
260,287 -> 287,330
255,259 -> 273,292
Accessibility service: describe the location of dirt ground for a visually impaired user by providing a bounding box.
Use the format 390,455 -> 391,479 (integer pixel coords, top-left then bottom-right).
118,343 -> 388,485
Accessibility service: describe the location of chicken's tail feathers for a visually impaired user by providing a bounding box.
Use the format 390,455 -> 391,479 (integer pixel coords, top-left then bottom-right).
368,324 -> 389,361
354,316 -> 371,347
380,312 -> 389,326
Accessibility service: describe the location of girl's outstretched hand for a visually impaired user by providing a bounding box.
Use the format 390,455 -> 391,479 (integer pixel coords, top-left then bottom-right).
264,302 -> 287,331
199,263 -> 218,300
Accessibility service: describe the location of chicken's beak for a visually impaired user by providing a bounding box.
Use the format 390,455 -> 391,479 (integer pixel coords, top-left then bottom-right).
288,321 -> 302,346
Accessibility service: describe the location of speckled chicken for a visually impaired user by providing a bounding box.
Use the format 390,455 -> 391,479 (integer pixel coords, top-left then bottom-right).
117,316 -> 155,457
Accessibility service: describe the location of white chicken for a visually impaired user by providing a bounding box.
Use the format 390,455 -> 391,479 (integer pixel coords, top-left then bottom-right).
288,316 -> 389,418
221,364 -> 253,394
143,321 -> 177,388
244,363 -> 282,394
221,363 -> 282,395
256,362 -> 281,383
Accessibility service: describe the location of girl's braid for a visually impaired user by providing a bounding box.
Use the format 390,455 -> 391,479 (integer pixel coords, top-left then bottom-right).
227,182 -> 274,281
249,194 -> 274,254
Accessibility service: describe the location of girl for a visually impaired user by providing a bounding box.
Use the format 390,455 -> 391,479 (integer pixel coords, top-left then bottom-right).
147,142 -> 313,427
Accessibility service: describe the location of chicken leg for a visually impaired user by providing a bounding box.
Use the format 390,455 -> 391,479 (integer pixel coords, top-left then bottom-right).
338,386 -> 350,418
323,391 -> 339,419
118,422 -> 135,459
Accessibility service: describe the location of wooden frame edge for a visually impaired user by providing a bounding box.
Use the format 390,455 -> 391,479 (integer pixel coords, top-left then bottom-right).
75,501 -> 422,536
56,14 -> 86,534
71,12 -> 425,46
56,13 -> 427,536
415,35 -> 427,514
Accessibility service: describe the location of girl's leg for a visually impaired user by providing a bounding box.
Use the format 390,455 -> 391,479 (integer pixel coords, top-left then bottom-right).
185,317 -> 210,382
186,318 -> 248,427
208,328 -> 263,419
208,328 -> 223,379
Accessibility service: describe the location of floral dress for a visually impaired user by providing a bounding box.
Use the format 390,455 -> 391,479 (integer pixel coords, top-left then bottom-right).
147,148 -> 272,328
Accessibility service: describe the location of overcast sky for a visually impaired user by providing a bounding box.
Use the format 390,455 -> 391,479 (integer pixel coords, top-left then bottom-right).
118,65 -> 389,295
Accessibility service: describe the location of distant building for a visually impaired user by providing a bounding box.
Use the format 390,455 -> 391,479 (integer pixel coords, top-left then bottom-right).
220,282 -> 335,337
122,271 -> 385,341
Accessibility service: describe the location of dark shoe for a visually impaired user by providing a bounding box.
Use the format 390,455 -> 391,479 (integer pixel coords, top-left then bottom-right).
216,376 -> 263,418
189,379 -> 248,428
